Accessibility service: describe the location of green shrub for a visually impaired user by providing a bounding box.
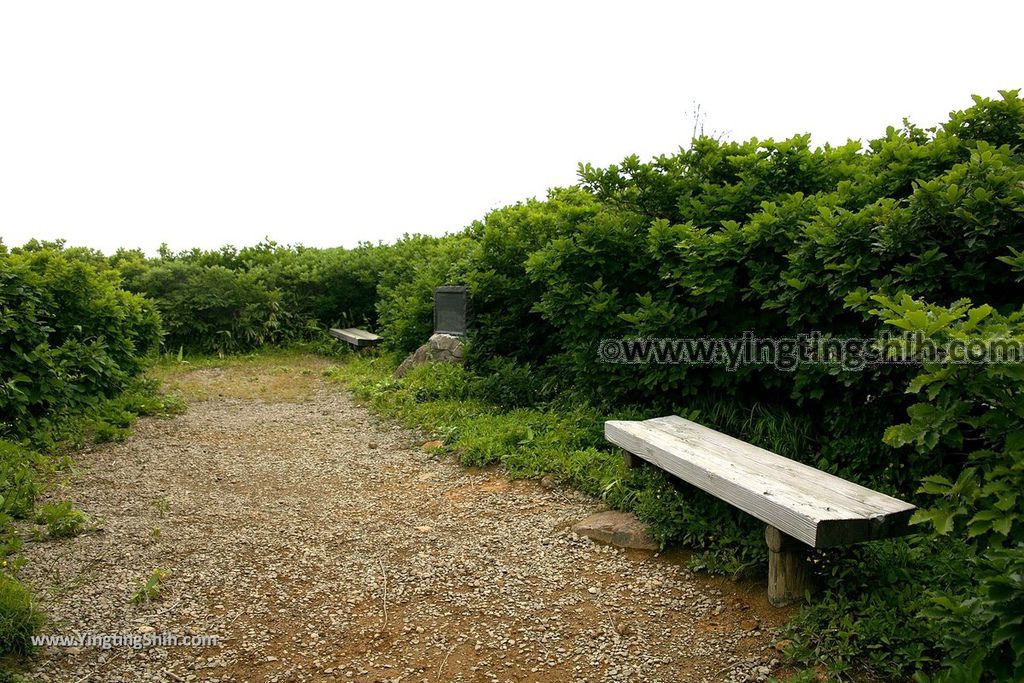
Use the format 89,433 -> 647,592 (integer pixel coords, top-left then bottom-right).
113,235 -> 478,355
0,244 -> 162,444
464,189 -> 603,366
862,294 -> 1024,680
0,242 -> 175,658
918,545 -> 1024,682
242,242 -> 380,330
469,358 -> 545,409
130,260 -> 282,355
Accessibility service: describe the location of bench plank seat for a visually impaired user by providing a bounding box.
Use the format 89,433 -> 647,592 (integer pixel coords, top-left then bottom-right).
329,327 -> 382,348
605,415 -> 915,549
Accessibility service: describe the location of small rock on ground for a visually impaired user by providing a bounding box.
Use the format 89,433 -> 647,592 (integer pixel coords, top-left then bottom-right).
572,511 -> 660,551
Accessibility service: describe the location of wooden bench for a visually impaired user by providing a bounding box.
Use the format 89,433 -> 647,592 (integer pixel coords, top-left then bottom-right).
605,415 -> 916,606
328,327 -> 382,349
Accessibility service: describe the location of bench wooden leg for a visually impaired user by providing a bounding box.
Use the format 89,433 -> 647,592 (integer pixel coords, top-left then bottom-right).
623,450 -> 644,470
765,525 -> 813,607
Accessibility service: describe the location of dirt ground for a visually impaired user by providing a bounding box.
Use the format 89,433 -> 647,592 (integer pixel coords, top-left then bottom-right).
21,354 -> 794,682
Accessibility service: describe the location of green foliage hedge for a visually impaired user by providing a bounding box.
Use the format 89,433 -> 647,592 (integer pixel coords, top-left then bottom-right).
109,234 -> 479,356
1,242 -> 161,443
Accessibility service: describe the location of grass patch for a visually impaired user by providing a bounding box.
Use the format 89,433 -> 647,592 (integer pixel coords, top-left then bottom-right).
150,347 -> 340,403
34,501 -> 90,539
0,443 -> 42,526
0,573 -> 42,657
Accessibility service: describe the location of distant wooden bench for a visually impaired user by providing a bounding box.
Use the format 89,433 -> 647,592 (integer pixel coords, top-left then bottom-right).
605,415 -> 916,606
328,327 -> 382,349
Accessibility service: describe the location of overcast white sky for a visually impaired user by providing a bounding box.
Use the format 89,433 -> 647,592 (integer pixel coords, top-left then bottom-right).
1,1 -> 1021,255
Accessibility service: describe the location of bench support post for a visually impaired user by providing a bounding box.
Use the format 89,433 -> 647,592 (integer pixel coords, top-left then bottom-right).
765,525 -> 813,607
622,450 -> 644,470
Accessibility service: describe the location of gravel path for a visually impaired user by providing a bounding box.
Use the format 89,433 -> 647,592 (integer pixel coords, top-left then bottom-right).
22,358 -> 785,682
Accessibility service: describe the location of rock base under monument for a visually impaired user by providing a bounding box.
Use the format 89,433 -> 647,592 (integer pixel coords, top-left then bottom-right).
394,333 -> 466,378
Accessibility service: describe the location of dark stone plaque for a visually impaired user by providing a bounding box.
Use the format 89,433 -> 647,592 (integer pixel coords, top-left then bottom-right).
433,285 -> 468,336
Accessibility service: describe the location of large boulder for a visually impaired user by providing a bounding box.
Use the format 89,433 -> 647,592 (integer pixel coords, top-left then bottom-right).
394,333 -> 466,378
572,511 -> 658,550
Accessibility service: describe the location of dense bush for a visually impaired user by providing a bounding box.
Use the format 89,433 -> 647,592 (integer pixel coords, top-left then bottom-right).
869,295 -> 1024,681
112,235 -> 477,355
131,260 -> 284,355
1,242 -> 162,443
